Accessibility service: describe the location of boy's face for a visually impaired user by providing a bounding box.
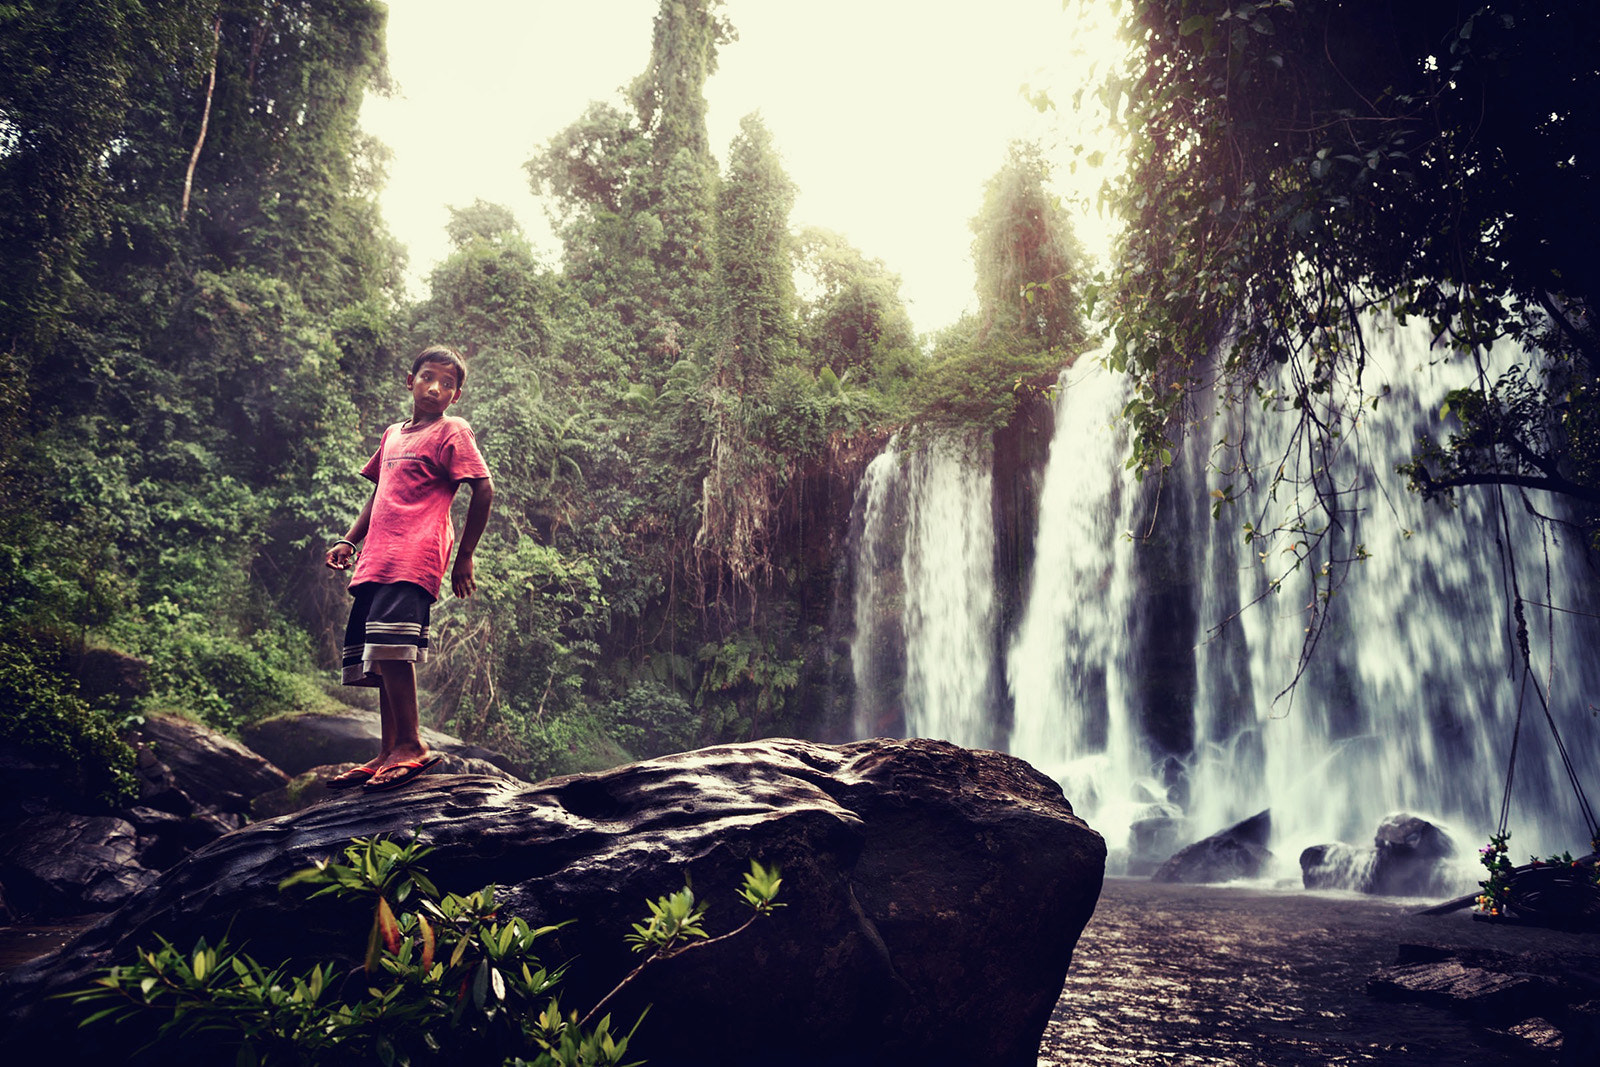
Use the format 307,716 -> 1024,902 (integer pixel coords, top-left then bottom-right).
406,359 -> 462,417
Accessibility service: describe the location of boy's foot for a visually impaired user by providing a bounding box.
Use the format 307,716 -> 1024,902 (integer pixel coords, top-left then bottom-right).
326,765 -> 378,790
362,755 -> 443,793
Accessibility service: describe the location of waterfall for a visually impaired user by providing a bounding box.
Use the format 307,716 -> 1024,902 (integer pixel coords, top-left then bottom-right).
849,323 -> 1600,880
848,436 -> 1003,748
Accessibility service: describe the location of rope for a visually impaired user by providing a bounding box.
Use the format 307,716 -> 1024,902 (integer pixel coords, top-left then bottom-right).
1489,489 -> 1600,847
1496,667 -> 1526,839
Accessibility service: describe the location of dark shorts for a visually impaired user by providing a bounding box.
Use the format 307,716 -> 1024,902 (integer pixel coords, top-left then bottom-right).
341,581 -> 432,687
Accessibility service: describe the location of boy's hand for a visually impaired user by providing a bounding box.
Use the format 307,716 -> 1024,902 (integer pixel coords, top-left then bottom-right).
451,555 -> 476,598
326,543 -> 356,570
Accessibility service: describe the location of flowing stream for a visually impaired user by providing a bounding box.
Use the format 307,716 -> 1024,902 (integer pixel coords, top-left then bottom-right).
848,323 -> 1600,880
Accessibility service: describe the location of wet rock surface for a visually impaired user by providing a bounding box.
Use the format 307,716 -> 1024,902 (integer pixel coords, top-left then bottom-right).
1,737 -> 1105,1067
1041,878 -> 1600,1066
1152,809 -> 1273,884
241,706 -> 527,779
1300,812 -> 1457,896
0,708 -> 512,919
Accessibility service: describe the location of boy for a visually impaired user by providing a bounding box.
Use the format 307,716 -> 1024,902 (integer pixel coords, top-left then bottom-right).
323,345 -> 494,792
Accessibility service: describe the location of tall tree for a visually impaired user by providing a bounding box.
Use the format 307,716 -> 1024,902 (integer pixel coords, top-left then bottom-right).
528,0 -> 730,380
794,227 -> 916,383
695,113 -> 798,608
971,142 -> 1087,354
0,0 -> 399,732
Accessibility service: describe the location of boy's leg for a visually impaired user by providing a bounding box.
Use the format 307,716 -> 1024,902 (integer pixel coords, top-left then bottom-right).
374,659 -> 428,769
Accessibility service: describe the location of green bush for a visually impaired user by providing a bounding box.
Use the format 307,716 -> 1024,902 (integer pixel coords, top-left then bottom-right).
0,632 -> 137,806
599,681 -> 699,760
120,601 -> 319,735
68,835 -> 783,1067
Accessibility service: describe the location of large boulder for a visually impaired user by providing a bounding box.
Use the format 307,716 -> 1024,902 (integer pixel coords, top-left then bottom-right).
240,706 -> 527,779
0,714 -> 284,919
1370,812 -> 1457,896
1301,813 -> 1459,896
0,737 -> 1106,1067
0,813 -> 157,916
1151,809 -> 1273,884
129,713 -> 288,816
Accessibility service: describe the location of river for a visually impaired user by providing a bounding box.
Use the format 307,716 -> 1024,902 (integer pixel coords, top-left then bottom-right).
1044,876 -> 1599,1065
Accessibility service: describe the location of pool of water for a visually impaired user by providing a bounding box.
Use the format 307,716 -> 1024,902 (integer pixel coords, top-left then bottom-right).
1043,876 -> 1599,1065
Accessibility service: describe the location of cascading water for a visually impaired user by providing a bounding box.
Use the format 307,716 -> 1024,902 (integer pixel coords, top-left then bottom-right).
849,323 -> 1600,883
850,437 -> 1001,750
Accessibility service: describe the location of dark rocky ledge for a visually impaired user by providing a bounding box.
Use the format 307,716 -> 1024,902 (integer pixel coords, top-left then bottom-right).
0,736 -> 1105,1067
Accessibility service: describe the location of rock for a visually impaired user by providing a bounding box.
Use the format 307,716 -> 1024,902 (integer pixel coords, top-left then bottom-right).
240,707 -> 528,780
1367,959 -> 1556,1022
0,715 -> 283,920
1367,943 -> 1600,1057
129,713 -> 288,816
123,805 -> 241,870
71,646 -> 150,713
1300,841 -> 1376,891
1369,813 -> 1456,896
251,754 -> 516,819
1562,1000 -> 1600,1066
1152,810 -> 1272,884
1126,805 -> 1183,876
1494,1017 -> 1564,1056
0,737 -> 1106,1067
1300,813 -> 1458,896
0,814 -> 158,917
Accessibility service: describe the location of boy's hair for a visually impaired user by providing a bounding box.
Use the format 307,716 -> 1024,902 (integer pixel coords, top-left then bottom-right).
410,345 -> 467,388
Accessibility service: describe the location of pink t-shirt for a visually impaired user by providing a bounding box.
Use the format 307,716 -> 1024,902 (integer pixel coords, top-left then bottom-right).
349,415 -> 490,600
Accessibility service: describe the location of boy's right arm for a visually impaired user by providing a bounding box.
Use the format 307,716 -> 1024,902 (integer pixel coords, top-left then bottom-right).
325,491 -> 376,570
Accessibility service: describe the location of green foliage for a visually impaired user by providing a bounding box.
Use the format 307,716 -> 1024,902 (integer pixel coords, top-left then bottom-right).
970,142 -> 1087,353
625,886 -> 708,953
1100,0 -> 1599,515
793,228 -> 917,384
598,681 -> 699,759
121,601 -> 319,734
70,835 -> 782,1067
0,0 -> 402,740
905,319 -> 1066,435
0,631 -> 137,806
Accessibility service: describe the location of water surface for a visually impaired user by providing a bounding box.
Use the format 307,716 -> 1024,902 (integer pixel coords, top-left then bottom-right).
1044,877 -> 1598,1065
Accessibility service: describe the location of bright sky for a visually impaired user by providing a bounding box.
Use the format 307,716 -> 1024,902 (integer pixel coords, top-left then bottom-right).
360,0 -> 1125,336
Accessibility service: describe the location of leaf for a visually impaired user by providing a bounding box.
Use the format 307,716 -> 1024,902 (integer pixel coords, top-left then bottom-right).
471,959 -> 489,1009
376,897 -> 402,955
418,914 -> 436,972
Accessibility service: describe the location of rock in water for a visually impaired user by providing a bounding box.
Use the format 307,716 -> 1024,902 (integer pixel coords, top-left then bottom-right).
1151,810 -> 1273,884
1301,813 -> 1458,896
1369,813 -> 1456,896
0,737 -> 1105,1067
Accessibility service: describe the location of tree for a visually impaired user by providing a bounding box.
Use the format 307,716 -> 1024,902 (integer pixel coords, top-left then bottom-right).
971,142 -> 1088,354
1100,0 -> 1598,515
904,146 -> 1091,433
695,112 -> 799,610
527,0 -> 732,380
793,227 -> 917,384
0,0 -> 400,733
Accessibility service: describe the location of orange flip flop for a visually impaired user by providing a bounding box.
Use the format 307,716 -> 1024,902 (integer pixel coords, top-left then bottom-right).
362,755 -> 443,793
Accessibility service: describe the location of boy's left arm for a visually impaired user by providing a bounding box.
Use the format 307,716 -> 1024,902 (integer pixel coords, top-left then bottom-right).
451,476 -> 495,598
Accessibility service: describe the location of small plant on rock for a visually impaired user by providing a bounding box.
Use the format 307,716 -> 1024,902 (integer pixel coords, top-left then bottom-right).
67,835 -> 782,1066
